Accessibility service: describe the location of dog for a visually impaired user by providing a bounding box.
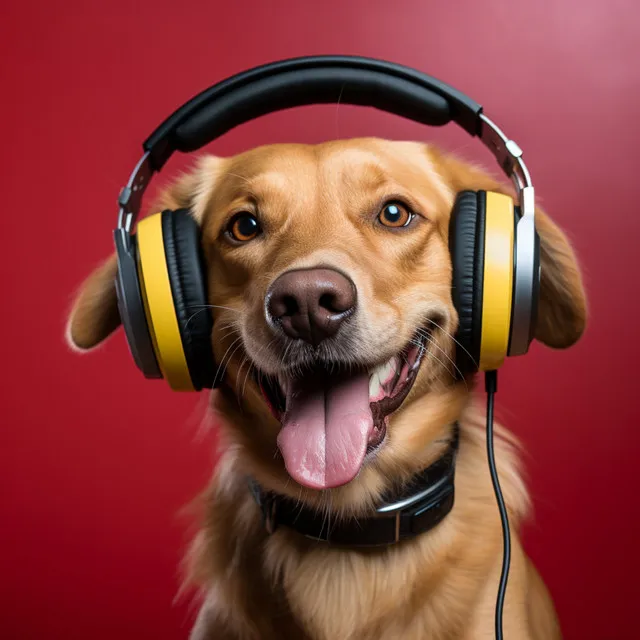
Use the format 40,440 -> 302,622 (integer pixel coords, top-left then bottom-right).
66,138 -> 586,639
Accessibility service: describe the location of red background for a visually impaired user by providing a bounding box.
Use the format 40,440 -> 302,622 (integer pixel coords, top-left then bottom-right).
2,1 -> 639,638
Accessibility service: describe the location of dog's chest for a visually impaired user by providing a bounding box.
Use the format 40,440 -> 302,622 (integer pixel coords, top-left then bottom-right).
261,533 -> 469,640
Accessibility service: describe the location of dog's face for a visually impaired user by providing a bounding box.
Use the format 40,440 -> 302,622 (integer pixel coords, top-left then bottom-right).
67,138 -> 586,500
199,140 -> 460,491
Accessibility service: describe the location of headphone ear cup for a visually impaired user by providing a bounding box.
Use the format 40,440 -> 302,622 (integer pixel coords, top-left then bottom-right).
449,191 -> 486,374
161,209 -> 216,390
476,191 -> 516,371
114,230 -> 162,379
450,190 -> 517,375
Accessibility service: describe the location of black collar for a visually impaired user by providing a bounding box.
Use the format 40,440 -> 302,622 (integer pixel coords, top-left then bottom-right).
249,423 -> 459,548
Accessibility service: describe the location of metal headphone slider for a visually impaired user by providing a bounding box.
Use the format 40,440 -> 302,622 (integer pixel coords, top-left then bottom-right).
479,113 -> 534,218
117,151 -> 154,232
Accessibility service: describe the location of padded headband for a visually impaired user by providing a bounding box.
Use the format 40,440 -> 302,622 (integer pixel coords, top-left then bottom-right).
118,54 -> 533,233
143,56 -> 483,170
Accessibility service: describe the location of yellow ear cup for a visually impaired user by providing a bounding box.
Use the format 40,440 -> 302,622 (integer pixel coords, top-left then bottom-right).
478,192 -> 515,371
136,213 -> 195,391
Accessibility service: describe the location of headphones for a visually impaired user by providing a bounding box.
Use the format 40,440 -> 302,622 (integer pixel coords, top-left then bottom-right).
114,55 -> 540,392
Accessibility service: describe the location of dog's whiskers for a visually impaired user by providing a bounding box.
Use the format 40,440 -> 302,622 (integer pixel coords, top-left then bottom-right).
183,307 -> 211,331
218,328 -> 239,343
224,171 -> 252,186
187,304 -> 241,313
234,355 -> 251,409
414,330 -> 469,390
425,317 -> 479,371
414,339 -> 466,391
225,340 -> 247,379
279,340 -> 294,376
384,290 -> 479,371
240,362 -> 256,406
212,336 -> 244,388
184,304 -> 240,332
236,338 -> 279,407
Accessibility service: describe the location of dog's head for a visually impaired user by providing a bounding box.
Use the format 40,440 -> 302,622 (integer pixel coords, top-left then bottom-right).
67,138 -> 586,502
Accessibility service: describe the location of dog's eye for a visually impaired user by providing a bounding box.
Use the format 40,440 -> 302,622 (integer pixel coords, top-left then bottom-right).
228,212 -> 261,242
378,202 -> 413,228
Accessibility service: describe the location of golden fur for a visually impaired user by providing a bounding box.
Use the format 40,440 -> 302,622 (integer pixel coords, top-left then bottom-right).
67,138 -> 586,639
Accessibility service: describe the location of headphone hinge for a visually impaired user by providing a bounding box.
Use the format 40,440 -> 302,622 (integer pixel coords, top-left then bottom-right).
117,151 -> 154,232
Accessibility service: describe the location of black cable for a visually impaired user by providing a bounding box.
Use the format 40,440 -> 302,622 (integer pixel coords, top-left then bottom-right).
485,370 -> 510,640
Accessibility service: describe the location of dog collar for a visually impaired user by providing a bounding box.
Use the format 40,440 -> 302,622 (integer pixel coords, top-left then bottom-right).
249,423 -> 459,548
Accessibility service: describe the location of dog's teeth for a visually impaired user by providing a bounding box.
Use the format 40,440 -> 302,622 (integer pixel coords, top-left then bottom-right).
369,357 -> 403,401
378,361 -> 390,381
374,358 -> 397,387
385,358 -> 397,380
369,372 -> 382,401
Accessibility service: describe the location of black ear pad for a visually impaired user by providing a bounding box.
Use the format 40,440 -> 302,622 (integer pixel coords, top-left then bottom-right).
161,210 -> 216,390
449,191 -> 486,374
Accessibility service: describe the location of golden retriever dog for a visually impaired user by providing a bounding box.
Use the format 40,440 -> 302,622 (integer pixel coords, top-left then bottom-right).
66,138 -> 586,639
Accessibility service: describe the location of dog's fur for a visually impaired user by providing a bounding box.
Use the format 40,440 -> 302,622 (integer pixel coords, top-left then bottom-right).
67,138 -> 586,639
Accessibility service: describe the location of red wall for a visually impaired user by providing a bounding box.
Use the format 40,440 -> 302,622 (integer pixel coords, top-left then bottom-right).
2,1 -> 639,638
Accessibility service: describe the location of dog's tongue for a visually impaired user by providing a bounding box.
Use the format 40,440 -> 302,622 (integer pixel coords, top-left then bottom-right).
277,372 -> 374,489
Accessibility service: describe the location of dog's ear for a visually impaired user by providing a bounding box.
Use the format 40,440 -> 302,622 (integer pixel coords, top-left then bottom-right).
66,154 -> 224,351
430,147 -> 587,349
66,253 -> 121,351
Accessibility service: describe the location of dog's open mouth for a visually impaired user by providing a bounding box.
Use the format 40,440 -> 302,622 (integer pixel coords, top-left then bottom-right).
257,331 -> 428,490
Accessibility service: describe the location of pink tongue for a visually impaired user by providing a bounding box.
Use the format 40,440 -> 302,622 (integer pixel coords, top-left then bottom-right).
277,372 -> 374,489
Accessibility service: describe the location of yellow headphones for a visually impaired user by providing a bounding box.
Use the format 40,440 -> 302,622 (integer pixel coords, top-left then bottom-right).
114,56 -> 540,391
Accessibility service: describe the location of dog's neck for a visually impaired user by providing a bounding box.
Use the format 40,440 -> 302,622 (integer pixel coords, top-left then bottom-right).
248,422 -> 459,548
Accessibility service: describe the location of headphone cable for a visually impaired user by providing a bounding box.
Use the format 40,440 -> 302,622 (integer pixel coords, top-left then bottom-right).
485,370 -> 510,640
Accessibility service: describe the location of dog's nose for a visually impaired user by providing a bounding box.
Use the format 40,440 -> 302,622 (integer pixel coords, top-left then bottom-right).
267,268 -> 357,346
